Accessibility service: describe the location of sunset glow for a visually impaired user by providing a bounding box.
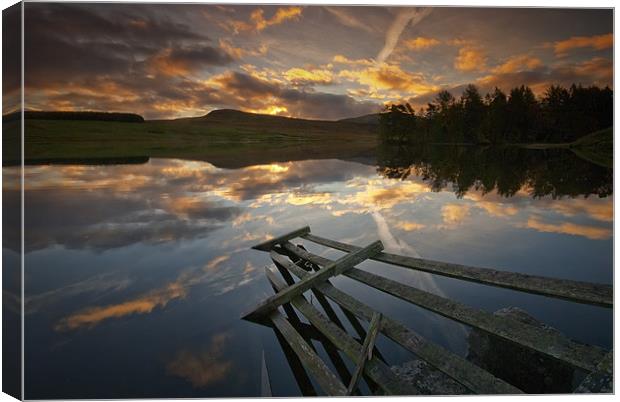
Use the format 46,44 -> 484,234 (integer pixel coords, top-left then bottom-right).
15,4 -> 612,120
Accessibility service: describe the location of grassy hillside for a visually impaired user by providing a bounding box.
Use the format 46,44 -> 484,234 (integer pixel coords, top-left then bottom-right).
569,127 -> 613,168
338,113 -> 381,125
4,109 -> 379,168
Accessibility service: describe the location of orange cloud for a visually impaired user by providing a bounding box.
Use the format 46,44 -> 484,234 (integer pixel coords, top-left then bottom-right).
491,54 -> 543,74
284,67 -> 334,85
551,33 -> 613,56
339,63 -> 438,94
55,282 -> 188,331
524,217 -> 611,240
442,204 -> 471,224
395,221 -> 426,231
167,333 -> 232,388
229,6 -> 303,33
404,37 -> 441,50
454,46 -> 487,72
332,54 -> 374,66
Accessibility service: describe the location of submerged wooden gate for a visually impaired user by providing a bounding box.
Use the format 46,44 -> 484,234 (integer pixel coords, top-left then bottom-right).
243,226 -> 613,395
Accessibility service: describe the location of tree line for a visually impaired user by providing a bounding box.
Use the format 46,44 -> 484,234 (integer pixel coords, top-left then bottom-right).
3,111 -> 145,123
380,84 -> 612,144
377,144 -> 612,199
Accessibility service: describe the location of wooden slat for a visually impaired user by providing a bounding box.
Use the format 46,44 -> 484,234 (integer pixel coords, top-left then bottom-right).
270,250 -> 520,394
282,242 -> 608,373
252,226 -> 310,251
260,351 -> 272,397
302,233 -> 612,308
347,313 -> 382,395
265,266 -> 418,396
242,240 -> 383,321
269,310 -> 348,396
574,351 -> 613,393
272,327 -> 318,396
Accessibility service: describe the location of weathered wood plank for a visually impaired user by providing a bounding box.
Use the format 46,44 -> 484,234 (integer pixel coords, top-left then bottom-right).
271,249 -> 519,394
269,310 -> 348,396
242,240 -> 383,321
282,243 -> 608,373
347,313 -> 382,395
302,233 -> 612,308
574,351 -> 613,393
260,351 -> 272,397
265,266 -> 418,396
272,326 -> 318,396
252,226 -> 310,251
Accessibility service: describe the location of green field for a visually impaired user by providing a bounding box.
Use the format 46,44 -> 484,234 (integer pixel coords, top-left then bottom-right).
3,110 -> 611,169
3,110 -> 379,168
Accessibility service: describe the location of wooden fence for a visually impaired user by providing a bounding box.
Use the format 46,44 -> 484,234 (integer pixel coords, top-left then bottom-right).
243,226 -> 613,395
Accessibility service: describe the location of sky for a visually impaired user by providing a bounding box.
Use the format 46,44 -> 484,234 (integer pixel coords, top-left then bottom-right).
12,3 -> 614,120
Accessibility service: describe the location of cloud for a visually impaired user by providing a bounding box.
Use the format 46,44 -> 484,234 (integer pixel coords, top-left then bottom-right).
324,6 -> 375,32
523,216 -> 611,240
284,67 -> 334,86
148,46 -> 233,76
228,6 -> 302,33
339,63 -> 438,95
404,36 -> 441,50
441,204 -> 471,225
454,46 -> 487,72
208,70 -> 379,119
55,281 -> 189,331
491,54 -> 543,74
167,333 -> 233,388
394,221 -> 427,231
332,54 -> 375,66
377,7 -> 432,63
550,33 -> 613,56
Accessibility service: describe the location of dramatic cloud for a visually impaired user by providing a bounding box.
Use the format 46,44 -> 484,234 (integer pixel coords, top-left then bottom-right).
550,33 -> 613,56
19,4 -> 612,120
491,54 -> 543,74
523,217 -> 611,240
284,67 -> 335,86
340,63 -> 438,95
404,36 -> 441,50
324,6 -> 375,33
167,333 -> 233,388
227,6 -> 302,33
208,70 -> 378,119
377,7 -> 432,63
454,46 -> 487,72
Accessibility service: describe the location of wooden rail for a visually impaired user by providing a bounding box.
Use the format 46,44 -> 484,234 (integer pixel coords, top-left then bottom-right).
302,233 -> 613,307
283,242 -> 607,372
346,312 -> 382,395
242,240 -> 383,321
269,310 -> 348,395
265,266 -> 418,395
270,250 -> 520,394
245,226 -> 612,395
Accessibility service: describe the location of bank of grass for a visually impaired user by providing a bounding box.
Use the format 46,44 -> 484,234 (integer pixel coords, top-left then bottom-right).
568,127 -> 613,168
4,115 -> 378,168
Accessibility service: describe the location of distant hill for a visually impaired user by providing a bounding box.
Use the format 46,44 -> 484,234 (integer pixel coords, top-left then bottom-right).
338,113 -> 381,125
168,109 -> 379,136
3,110 -> 144,123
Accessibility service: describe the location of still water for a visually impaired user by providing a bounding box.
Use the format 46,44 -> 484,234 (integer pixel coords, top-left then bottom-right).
7,146 -> 613,397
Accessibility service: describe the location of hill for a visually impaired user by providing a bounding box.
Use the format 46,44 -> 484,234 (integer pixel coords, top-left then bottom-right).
4,109 -> 380,168
338,113 -> 381,125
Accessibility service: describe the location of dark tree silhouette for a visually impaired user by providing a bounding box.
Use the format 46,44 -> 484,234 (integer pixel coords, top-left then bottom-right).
380,83 -> 612,144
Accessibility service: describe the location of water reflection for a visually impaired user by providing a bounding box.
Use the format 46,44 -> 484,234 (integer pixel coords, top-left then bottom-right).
16,147 -> 612,397
377,144 -> 612,198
